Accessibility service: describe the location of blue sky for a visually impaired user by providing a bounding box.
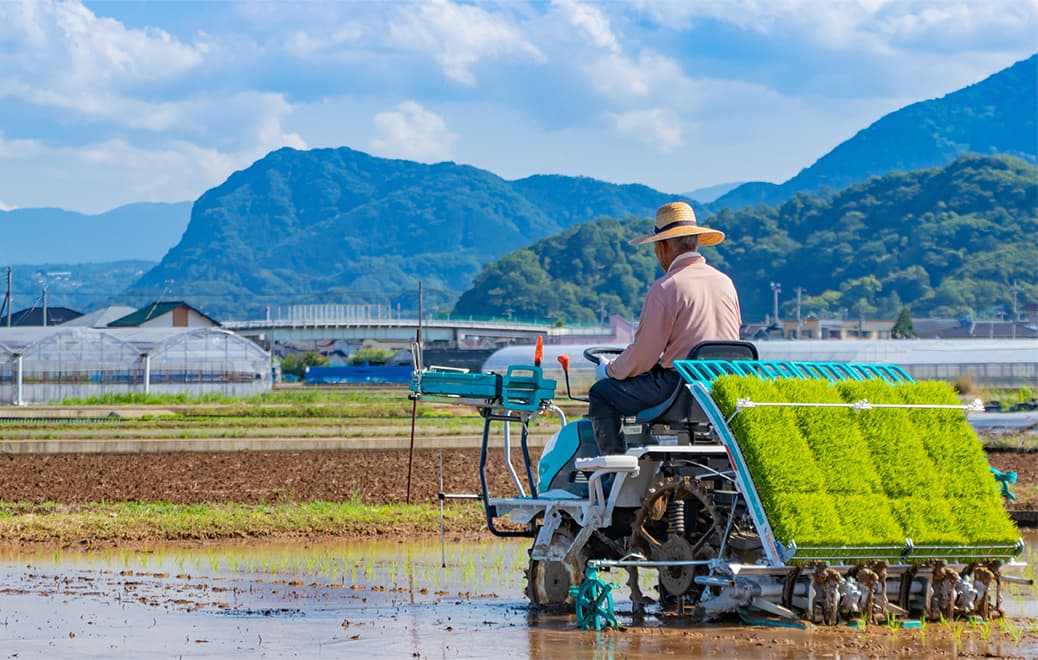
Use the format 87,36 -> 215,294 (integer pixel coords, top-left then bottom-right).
0,0 -> 1035,214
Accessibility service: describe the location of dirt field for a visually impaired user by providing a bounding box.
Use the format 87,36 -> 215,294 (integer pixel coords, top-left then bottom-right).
0,448 -> 525,505
1,446 -> 1035,510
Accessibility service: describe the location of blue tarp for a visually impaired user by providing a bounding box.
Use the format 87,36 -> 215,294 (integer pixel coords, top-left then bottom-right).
304,365 -> 412,384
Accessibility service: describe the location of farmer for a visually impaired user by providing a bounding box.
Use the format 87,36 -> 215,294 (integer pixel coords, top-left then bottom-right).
589,201 -> 741,455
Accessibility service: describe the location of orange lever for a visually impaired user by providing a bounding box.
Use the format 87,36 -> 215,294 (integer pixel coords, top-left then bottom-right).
534,336 -> 543,367
557,354 -> 570,371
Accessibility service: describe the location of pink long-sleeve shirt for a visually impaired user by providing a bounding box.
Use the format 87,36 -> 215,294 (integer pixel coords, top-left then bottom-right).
606,252 -> 741,380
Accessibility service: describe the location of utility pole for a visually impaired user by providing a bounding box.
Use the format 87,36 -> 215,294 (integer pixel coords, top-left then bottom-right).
42,286 -> 47,327
770,282 -> 781,336
3,267 -> 10,327
795,286 -> 805,339
1010,280 -> 1020,340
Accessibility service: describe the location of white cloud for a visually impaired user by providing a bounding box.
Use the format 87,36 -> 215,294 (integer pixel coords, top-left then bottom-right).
370,101 -> 458,162
587,50 -> 689,100
0,133 -> 43,159
609,108 -> 685,152
283,23 -> 366,58
0,126 -> 305,214
0,0 -> 207,99
387,0 -> 545,85
632,0 -> 1038,53
551,0 -> 620,53
0,200 -> 15,211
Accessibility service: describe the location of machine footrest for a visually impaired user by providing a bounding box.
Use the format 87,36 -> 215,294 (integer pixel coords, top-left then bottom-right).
574,455 -> 639,472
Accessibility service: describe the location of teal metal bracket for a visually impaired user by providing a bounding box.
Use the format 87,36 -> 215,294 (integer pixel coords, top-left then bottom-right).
991,466 -> 1018,501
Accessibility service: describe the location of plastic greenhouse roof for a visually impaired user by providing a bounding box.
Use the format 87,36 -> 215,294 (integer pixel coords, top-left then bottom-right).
480,338 -> 1038,373
0,327 -> 267,360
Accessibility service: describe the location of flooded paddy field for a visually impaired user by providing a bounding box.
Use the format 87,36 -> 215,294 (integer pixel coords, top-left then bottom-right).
1,534 -> 1037,658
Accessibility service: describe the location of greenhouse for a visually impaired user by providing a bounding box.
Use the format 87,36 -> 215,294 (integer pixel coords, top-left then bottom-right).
481,339 -> 1038,389
0,327 -> 272,404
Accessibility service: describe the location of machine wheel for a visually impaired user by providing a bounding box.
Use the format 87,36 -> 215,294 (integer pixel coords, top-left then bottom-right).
525,524 -> 586,607
575,574 -> 618,630
629,475 -> 724,606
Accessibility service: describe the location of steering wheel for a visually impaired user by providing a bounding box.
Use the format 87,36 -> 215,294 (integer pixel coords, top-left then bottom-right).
582,346 -> 624,365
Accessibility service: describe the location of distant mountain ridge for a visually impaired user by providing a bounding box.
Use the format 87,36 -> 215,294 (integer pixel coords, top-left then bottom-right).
127,147 -> 696,318
2,260 -> 154,316
0,202 -> 191,264
715,54 -> 1038,209
455,155 -> 1037,324
682,182 -> 744,203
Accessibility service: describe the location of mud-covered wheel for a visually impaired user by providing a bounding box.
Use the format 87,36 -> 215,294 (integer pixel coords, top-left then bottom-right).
525,524 -> 586,607
629,476 -> 723,607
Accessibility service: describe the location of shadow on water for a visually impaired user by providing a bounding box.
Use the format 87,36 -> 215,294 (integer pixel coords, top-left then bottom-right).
0,532 -> 1036,658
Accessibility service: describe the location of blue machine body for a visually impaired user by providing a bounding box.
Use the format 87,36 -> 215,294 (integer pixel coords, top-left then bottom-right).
537,419 -> 598,496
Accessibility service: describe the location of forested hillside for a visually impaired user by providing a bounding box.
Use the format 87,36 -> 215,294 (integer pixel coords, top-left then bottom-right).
127,147 -> 691,318
715,54 -> 1037,209
454,155 -> 1037,323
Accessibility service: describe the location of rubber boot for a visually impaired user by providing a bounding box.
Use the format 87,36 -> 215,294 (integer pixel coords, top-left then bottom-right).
590,416 -> 626,455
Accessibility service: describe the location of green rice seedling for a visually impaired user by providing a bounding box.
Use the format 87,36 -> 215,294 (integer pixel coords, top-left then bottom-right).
977,618 -> 992,640
889,498 -> 962,545
765,491 -> 847,550
886,611 -> 899,632
1006,620 -> 1024,644
684,375 -> 1020,557
837,380 -> 940,499
776,378 -> 884,495
952,619 -> 966,644
712,376 -> 826,496
836,495 -> 905,546
900,381 -> 998,500
948,497 -> 1018,545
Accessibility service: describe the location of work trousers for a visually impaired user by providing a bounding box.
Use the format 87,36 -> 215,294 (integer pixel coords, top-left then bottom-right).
587,365 -> 682,455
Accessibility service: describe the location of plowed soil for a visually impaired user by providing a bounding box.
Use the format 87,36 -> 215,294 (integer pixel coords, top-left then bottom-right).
0,449 -> 522,505
0,446 -> 1034,509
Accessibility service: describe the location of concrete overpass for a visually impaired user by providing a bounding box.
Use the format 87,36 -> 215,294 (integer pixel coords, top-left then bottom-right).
223,310 -> 615,347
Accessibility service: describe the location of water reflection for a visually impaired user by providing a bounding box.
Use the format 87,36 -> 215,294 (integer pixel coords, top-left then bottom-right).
0,531 -> 1034,658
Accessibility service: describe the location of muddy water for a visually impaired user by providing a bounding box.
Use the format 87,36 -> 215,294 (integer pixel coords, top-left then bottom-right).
0,534 -> 1036,658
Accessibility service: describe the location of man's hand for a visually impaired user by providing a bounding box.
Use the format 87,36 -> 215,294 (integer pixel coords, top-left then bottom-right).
595,359 -> 612,381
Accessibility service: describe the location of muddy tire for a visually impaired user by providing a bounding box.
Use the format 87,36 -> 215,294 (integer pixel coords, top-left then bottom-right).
525,525 -> 586,607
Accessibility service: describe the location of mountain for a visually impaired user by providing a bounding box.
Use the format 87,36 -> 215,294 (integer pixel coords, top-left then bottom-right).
0,202 -> 192,264
454,155 -> 1037,323
682,182 -> 744,204
127,147 -> 693,319
715,54 -> 1038,209
2,260 -> 155,316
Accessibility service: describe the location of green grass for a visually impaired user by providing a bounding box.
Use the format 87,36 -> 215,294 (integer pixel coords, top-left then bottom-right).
0,500 -> 488,543
712,375 -> 1020,556
58,386 -> 409,407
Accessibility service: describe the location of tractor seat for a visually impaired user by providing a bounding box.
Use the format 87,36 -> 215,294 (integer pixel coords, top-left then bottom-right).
633,340 -> 759,424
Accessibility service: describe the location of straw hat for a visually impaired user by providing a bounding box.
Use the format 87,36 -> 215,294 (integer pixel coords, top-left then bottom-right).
629,202 -> 724,246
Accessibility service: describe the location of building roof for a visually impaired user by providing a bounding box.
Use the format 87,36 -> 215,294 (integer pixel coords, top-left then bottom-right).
62,305 -> 137,328
107,301 -> 220,328
5,306 -> 83,326
914,318 -> 1038,339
